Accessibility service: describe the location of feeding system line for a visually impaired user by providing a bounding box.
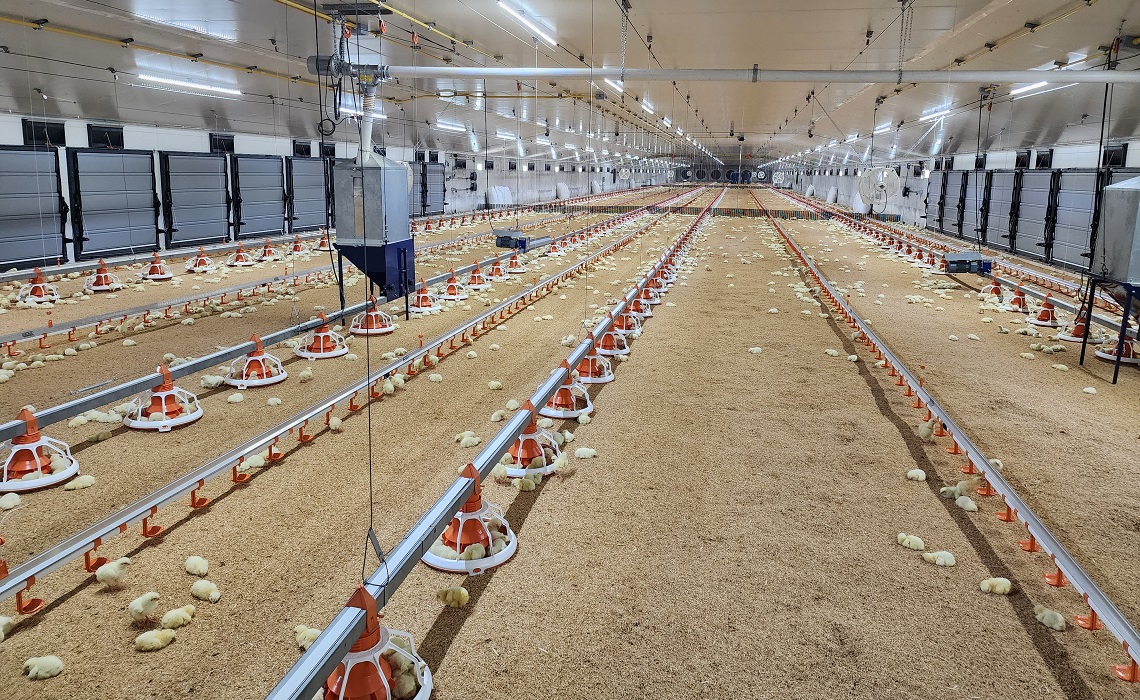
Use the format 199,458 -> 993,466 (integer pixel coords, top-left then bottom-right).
264,188 -> 725,700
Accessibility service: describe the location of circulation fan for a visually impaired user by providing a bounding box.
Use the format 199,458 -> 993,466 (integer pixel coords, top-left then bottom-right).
857,167 -> 902,207
618,167 -> 632,182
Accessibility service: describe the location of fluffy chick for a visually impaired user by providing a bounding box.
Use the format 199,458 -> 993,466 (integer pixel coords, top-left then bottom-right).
190,579 -> 221,603
905,468 -> 926,481
94,556 -> 131,588
135,628 -> 177,652
955,495 -> 979,512
128,592 -> 161,624
979,577 -> 1012,595
294,624 -> 322,650
436,586 -> 470,608
1034,604 -> 1066,631
22,655 -> 64,680
897,533 -> 925,551
184,555 -> 209,577
922,550 -> 956,567
161,605 -> 196,629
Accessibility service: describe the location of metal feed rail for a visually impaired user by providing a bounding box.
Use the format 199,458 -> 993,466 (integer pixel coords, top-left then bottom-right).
0,188 -> 702,445
0,192 -> 703,614
0,230 -> 502,349
770,213 -> 1140,675
767,187 -> 1136,338
0,231 -> 327,285
264,190 -> 722,700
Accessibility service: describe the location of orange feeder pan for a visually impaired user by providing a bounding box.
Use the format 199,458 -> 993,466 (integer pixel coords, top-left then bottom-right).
1,408 -> 80,492
1003,285 -> 1029,312
487,256 -> 509,281
503,419 -> 562,479
257,239 -> 281,262
612,312 -> 642,336
17,267 -> 60,302
122,365 -> 204,432
507,253 -> 527,274
539,371 -> 594,420
1027,294 -> 1061,328
467,262 -> 491,290
322,586 -> 432,700
438,270 -> 468,301
139,252 -> 173,281
350,297 -> 396,336
226,243 -> 256,267
225,334 -> 288,389
576,346 -> 615,384
290,235 -> 308,254
315,230 -> 333,251
294,312 -> 350,360
1095,339 -> 1140,365
422,464 -> 518,574
185,247 -> 216,273
409,279 -> 441,314
596,329 -> 631,357
84,259 -> 122,292
1057,309 -> 1105,343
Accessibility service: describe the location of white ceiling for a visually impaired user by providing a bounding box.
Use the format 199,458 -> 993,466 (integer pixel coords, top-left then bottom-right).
1,0 -> 1139,166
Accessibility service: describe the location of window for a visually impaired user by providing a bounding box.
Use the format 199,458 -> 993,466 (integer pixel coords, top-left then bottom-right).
293,140 -> 312,157
1015,150 -> 1031,169
209,133 -> 234,153
1103,143 -> 1128,168
508,160 -> 518,171
22,119 -> 66,147
933,158 -> 943,171
544,163 -> 552,172
414,151 -> 426,162
455,157 -> 467,170
1035,149 -> 1053,169
526,162 -> 535,172
428,151 -> 439,163
88,124 -> 124,150
319,142 -> 337,158
372,146 -> 386,156
484,159 -> 494,170
974,154 -> 987,170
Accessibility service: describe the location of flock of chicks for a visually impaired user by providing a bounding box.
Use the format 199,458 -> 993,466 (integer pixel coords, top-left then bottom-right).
15,554 -> 221,680
788,221 -> 1078,635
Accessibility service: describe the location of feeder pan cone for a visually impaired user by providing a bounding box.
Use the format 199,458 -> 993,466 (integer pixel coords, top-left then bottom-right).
931,257 -> 950,275
294,312 -> 350,359
1095,339 -> 1140,365
638,284 -> 663,305
504,414 -> 562,478
438,270 -> 468,301
539,364 -> 594,419
1058,310 -> 1105,343
84,259 -> 122,292
322,586 -> 432,700
1002,286 -> 1029,313
982,276 -> 1004,299
576,344 -> 615,384
185,247 -> 215,273
467,262 -> 491,290
507,253 -> 527,274
139,252 -> 173,281
596,329 -> 631,357
315,230 -> 333,252
628,297 -> 653,319
290,236 -> 308,254
1,409 -> 79,492
422,464 -> 518,574
226,243 -> 256,267
1027,294 -> 1061,327
17,267 -> 60,302
123,365 -> 204,432
409,280 -> 441,315
350,297 -> 396,336
257,239 -> 281,262
612,311 -> 642,336
487,257 -> 509,281
225,335 -> 288,389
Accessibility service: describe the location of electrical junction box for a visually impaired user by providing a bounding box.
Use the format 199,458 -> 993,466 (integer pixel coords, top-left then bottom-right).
1095,175 -> 1140,284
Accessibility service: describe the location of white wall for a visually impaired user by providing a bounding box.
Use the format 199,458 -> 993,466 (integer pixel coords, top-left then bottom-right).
797,172 -> 930,225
